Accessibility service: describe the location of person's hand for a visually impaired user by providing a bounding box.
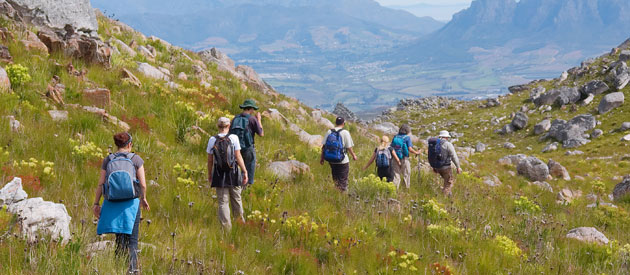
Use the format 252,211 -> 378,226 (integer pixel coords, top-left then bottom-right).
352,155 -> 358,161
141,198 -> 151,211
92,204 -> 101,219
457,168 -> 462,174
256,112 -> 262,121
320,158 -> 325,165
397,160 -> 402,166
242,172 -> 249,185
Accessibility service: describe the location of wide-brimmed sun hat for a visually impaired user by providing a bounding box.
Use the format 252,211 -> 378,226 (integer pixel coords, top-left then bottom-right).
239,99 -> 259,110
438,130 -> 451,138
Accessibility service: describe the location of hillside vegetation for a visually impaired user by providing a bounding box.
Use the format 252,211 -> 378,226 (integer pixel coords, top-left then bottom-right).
1,9 -> 630,275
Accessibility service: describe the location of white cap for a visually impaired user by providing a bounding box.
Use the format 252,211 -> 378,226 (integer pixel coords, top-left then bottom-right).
217,117 -> 231,128
438,130 -> 451,138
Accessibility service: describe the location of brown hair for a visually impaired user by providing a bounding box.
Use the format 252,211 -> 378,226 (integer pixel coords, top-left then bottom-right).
114,132 -> 132,148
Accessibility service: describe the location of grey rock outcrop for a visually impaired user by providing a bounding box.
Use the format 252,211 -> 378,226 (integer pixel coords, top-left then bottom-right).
607,61 -> 630,90
548,159 -> 571,181
531,181 -> 553,192
620,122 -> 630,132
371,122 -> 398,135
517,157 -> 550,182
48,110 -> 68,121
475,142 -> 486,153
548,114 -> 597,148
534,86 -> 580,107
566,227 -> 609,245
7,197 -> 72,244
612,176 -> 630,201
534,119 -> 551,135
557,188 -> 582,204
508,84 -> 528,94
580,80 -> 609,97
511,112 -> 528,130
137,62 -> 169,81
591,129 -> 603,139
396,96 -> 455,112
483,175 -> 501,187
5,0 -> 98,34
0,67 -> 10,91
529,86 -> 546,102
312,110 -> 335,129
542,142 -> 558,153
496,123 -> 515,135
333,102 -> 359,122
503,142 -> 516,149
268,160 -> 310,180
111,38 -> 136,57
598,92 -> 624,114
498,154 -> 527,166
0,177 -> 28,205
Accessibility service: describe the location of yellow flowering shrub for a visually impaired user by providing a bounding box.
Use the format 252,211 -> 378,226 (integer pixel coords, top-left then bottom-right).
422,199 -> 449,222
513,196 -> 541,214
13,158 -> 56,181
173,163 -> 204,187
387,250 -> 420,272
69,138 -> 104,160
494,235 -> 525,259
351,174 -> 396,199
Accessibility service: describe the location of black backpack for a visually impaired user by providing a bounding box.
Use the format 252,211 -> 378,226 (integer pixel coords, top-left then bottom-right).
213,135 -> 236,172
428,137 -> 450,169
229,114 -> 254,150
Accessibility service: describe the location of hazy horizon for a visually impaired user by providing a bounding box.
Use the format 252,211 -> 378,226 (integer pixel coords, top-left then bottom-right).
374,0 -> 471,21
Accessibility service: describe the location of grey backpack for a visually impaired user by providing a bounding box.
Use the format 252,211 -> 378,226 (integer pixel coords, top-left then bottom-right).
103,152 -> 139,201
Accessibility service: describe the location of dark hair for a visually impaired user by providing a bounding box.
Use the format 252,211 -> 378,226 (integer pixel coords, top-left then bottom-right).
114,132 -> 132,148
243,107 -> 254,111
335,117 -> 345,126
398,124 -> 411,135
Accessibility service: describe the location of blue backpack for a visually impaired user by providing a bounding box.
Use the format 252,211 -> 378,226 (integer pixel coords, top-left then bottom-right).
391,135 -> 409,159
375,148 -> 392,168
323,129 -> 345,162
229,114 -> 254,150
428,137 -> 450,169
103,152 -> 139,201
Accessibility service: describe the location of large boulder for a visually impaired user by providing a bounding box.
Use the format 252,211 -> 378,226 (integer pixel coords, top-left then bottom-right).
498,154 -> 527,166
534,119 -> 551,135
0,177 -> 28,205
511,112 -> 529,130
598,92 -> 624,114
136,62 -> 169,81
199,48 -> 236,73
312,110 -> 335,129
612,176 -> 630,201
548,114 -> 597,148
517,157 -> 550,182
508,84 -> 529,94
548,159 -> 571,181
268,160 -> 310,180
0,44 -> 12,62
371,122 -> 398,135
82,88 -> 110,107
607,61 -> 630,90
333,102 -> 359,122
5,0 -> 98,34
111,38 -> 136,57
48,110 -> 69,121
580,80 -> 609,97
566,227 -> 609,245
7,197 -> 72,244
529,86 -> 546,102
557,188 -> 582,204
534,86 -> 580,107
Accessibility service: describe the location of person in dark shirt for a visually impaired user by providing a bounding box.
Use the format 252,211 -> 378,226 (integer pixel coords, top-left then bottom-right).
231,99 -> 264,186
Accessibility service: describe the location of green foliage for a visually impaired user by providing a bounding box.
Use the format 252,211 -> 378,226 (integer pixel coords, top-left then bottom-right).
5,63 -> 31,89
494,235 -> 525,259
514,196 -> 541,214
427,223 -> 464,237
172,163 -> 205,187
386,250 -> 420,271
421,199 -> 449,222
350,174 -> 396,199
69,138 -> 105,160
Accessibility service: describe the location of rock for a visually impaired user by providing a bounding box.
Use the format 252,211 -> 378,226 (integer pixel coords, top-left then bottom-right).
620,50 -> 630,62
591,129 -> 603,139
136,62 -> 169,81
534,86 -> 580,107
0,177 -> 28,205
534,119 -> 551,135
268,160 -> 310,180
166,81 -> 179,90
0,44 -> 12,62
198,47 -> 235,73
517,157 -> 550,182
136,45 -> 155,59
48,110 -> 68,121
112,38 -> 136,57
623,135 -> 630,142
235,65 -> 272,93
529,86 -> 546,102
508,84 -> 529,94
582,94 -> 595,106
7,197 -> 72,244
620,122 -> 630,132
598,92 -> 624,114
548,114 -> 597,148
5,0 -> 98,34
498,154 -> 527,166
332,102 -> 359,122
531,181 -> 553,192
312,110 -> 335,129
371,122 -> 398,136
7,115 -> 21,132
480,98 -> 500,108
396,96 -> 455,111
121,68 -> 141,87
177,72 -> 188,81
587,202 -> 617,208
483,175 -> 501,187
503,142 -> 516,149
148,35 -> 171,49
566,227 -> 609,245
0,67 -> 10,91
607,61 -> 630,90
277,100 -> 292,109
548,159 -> 571,181
158,67 -> 171,77
612,176 -> 630,201
82,88 -> 110,107
557,188 -> 582,204
21,37 -> 48,53
580,80 -> 609,97
497,123 -> 515,135
566,150 -> 584,156
66,104 -> 130,131
542,142 -> 559,153
558,71 -> 568,82
475,142 -> 486,153
37,30 -> 64,53
511,112 -> 529,130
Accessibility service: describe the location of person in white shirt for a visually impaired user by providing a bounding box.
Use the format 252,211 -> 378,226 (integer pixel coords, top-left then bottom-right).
320,117 -> 357,191
207,117 -> 248,230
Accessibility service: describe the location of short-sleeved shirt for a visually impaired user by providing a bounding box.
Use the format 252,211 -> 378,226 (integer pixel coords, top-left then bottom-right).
206,133 -> 241,154
324,127 -> 354,164
394,134 -> 413,158
232,113 -> 263,144
101,153 -> 144,171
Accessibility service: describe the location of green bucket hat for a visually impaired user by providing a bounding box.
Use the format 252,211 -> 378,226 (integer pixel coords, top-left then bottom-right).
239,99 -> 259,110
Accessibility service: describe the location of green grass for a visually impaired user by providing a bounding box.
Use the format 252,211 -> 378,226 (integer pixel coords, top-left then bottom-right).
1,13 -> 630,275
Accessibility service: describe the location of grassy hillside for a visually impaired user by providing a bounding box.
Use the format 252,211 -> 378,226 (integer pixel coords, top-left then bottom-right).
1,13 -> 630,275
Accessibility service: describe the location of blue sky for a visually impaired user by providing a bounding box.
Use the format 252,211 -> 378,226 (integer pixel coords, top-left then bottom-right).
374,0 -> 472,21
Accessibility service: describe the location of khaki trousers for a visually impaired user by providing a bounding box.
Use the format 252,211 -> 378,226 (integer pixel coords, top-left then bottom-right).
437,167 -> 454,195
392,157 -> 411,189
216,186 -> 244,230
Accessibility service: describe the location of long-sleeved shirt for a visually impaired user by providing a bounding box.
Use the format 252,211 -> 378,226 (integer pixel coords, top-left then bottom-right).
440,140 -> 460,169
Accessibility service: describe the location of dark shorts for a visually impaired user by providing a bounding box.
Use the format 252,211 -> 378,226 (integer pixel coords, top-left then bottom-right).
330,163 -> 350,191
377,166 -> 393,182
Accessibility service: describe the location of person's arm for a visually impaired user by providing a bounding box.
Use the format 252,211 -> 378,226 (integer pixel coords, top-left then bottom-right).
409,147 -> 421,155
92,169 -> 106,219
363,151 -> 377,170
235,150 -> 249,185
347,147 -> 357,161
320,145 -> 326,165
136,165 -> 150,211
448,143 -> 461,173
256,112 -> 264,137
207,153 -> 214,183
391,149 -> 401,165
345,131 -> 357,161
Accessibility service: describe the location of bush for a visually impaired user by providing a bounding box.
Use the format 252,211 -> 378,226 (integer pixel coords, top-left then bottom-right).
494,235 -> 525,259
514,196 -> 541,214
5,64 -> 31,89
350,174 -> 396,199
421,199 -> 449,222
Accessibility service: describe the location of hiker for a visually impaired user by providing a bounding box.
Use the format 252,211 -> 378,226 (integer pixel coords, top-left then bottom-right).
428,130 -> 461,196
208,117 -> 249,230
320,117 -> 357,191
93,132 -> 150,274
391,124 -> 421,189
230,99 -> 264,187
363,135 -> 401,182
